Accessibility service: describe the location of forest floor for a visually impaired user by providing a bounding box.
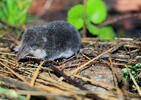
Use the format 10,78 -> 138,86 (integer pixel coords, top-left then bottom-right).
0,19 -> 141,100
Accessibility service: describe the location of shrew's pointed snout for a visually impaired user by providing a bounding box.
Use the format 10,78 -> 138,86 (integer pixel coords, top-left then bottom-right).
17,44 -> 32,60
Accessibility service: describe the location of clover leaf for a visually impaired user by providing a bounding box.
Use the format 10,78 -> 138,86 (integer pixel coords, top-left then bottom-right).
86,0 -> 107,24
99,26 -> 115,39
67,4 -> 84,29
67,0 -> 115,39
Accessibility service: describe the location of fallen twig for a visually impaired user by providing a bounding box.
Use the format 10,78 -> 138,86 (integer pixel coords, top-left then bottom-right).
26,61 -> 44,100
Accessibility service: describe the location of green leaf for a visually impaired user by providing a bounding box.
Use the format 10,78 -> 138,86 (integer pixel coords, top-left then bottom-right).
1,2 -> 8,17
67,4 -> 83,29
86,0 -> 107,24
135,63 -> 141,67
23,0 -> 32,9
99,26 -> 115,39
122,68 -> 128,74
6,0 -> 15,15
0,87 -> 26,100
127,65 -> 132,68
86,22 -> 99,35
0,0 -> 31,27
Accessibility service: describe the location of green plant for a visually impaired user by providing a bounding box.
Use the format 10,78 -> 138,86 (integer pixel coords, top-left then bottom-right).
67,0 -> 115,39
0,87 -> 26,100
0,0 -> 31,26
122,63 -> 141,86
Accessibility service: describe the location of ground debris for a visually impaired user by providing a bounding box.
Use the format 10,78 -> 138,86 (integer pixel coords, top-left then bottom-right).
0,33 -> 141,100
